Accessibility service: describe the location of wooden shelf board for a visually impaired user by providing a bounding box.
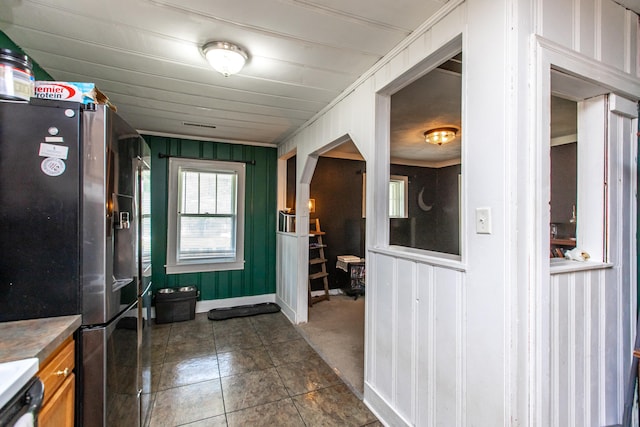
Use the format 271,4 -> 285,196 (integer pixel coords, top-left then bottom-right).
551,238 -> 576,247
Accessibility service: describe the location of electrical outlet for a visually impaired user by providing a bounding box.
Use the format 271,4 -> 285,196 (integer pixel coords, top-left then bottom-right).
476,207 -> 492,234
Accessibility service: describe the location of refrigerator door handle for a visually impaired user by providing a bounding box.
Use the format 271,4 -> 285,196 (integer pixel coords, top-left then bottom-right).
115,211 -> 131,229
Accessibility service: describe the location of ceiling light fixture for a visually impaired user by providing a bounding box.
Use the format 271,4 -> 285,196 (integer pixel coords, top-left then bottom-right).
202,41 -> 248,77
424,127 -> 458,145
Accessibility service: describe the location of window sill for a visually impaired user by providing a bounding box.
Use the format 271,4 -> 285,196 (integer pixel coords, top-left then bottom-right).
371,246 -> 466,272
549,259 -> 613,274
165,260 -> 245,274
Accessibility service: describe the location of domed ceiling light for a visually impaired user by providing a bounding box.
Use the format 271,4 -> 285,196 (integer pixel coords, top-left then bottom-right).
202,41 -> 248,77
424,127 -> 458,145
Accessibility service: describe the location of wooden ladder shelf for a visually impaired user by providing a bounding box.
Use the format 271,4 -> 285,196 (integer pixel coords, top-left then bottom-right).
308,218 -> 330,306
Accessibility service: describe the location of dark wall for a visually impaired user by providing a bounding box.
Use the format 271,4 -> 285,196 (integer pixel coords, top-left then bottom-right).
146,135 -> 277,300
389,163 -> 461,255
550,142 -> 577,238
310,157 -> 365,289
309,158 -> 461,290
286,156 -> 296,211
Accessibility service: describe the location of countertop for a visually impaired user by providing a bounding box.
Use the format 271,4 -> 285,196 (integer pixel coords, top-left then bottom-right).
0,315 -> 81,364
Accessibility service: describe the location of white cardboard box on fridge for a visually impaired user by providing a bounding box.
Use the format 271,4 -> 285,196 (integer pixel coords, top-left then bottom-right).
34,81 -> 116,110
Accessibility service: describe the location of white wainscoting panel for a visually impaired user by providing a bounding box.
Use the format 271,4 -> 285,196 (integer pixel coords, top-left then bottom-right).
366,251 -> 465,427
276,232 -> 299,322
548,268 -> 628,426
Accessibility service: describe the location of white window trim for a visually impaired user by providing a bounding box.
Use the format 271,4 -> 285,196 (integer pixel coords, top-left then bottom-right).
361,173 -> 409,219
370,36 -> 463,254
166,158 -> 245,274
549,92 -> 636,270
575,95 -> 607,263
389,175 -> 409,218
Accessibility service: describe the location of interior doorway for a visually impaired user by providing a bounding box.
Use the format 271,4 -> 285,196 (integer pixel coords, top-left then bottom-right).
291,49 -> 465,396
295,138 -> 368,396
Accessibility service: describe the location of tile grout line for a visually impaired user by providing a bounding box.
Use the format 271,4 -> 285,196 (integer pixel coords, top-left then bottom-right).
253,315 -> 309,426
212,323 -> 229,426
148,312 -> 376,426
294,323 -> 365,400
146,322 -> 171,427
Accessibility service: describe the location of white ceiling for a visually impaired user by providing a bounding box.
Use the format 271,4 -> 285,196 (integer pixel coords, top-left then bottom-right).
389,66 -> 462,166
325,54 -> 464,167
1,0 -> 631,166
613,0 -> 640,13
0,0 -> 450,146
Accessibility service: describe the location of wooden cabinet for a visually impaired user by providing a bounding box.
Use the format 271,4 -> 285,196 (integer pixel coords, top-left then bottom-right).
39,374 -> 74,426
38,336 -> 75,427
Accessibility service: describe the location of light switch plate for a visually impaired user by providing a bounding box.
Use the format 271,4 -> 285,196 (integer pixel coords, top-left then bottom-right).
476,207 -> 492,234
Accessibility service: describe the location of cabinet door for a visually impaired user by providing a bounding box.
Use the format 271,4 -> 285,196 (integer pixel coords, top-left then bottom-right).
39,373 -> 75,427
39,338 -> 74,402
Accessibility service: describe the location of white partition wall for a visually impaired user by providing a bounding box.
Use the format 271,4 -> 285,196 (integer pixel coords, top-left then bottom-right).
276,0 -> 640,425
365,251 -> 467,426
276,231 -> 299,322
529,25 -> 639,426
541,95 -> 638,426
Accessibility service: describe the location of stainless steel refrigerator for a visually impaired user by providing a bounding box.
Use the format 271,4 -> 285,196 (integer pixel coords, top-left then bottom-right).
0,98 -> 151,426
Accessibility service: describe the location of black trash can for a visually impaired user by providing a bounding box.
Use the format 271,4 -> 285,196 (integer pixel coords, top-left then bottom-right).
154,286 -> 198,324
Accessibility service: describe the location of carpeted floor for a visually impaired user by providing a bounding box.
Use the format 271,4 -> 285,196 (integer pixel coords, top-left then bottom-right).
296,294 -> 365,397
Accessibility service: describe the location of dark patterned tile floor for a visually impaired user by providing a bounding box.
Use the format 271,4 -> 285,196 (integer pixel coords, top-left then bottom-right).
141,312 -> 379,427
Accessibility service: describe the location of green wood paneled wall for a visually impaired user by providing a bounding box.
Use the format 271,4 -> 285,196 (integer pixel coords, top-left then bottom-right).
145,135 -> 277,300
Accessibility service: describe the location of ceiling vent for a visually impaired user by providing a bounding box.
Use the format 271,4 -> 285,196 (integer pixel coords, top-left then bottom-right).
182,122 -> 217,129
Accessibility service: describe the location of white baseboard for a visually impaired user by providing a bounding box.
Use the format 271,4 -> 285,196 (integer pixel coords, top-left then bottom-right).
275,295 -> 296,324
364,382 -> 411,427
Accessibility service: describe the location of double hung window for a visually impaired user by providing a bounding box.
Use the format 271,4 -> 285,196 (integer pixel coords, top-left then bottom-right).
166,158 -> 245,273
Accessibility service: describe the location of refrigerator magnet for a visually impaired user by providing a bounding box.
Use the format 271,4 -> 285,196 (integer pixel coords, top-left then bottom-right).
41,157 -> 66,176
39,142 -> 69,160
